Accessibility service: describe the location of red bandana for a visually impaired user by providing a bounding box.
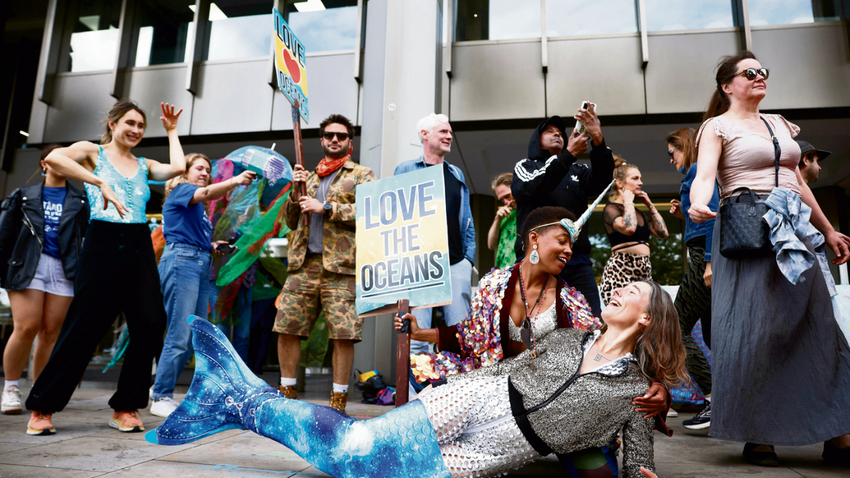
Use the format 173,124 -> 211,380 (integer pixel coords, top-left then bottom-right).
316,154 -> 350,177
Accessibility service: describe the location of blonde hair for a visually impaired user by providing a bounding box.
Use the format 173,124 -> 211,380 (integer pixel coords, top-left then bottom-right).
491,172 -> 513,192
608,155 -> 639,201
163,153 -> 212,204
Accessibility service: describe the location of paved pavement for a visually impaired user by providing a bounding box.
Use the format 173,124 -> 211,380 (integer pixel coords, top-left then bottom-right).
0,377 -> 847,478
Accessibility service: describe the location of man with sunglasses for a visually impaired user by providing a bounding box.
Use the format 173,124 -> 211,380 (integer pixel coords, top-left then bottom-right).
274,114 -> 376,414
394,113 -> 475,360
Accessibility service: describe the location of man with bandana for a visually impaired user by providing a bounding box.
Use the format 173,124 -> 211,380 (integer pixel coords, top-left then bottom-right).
273,114 -> 376,414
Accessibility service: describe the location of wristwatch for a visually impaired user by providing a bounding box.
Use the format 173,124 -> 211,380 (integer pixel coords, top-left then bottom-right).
323,203 -> 332,215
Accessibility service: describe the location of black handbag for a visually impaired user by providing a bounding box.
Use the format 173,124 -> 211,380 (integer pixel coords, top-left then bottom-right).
718,116 -> 780,259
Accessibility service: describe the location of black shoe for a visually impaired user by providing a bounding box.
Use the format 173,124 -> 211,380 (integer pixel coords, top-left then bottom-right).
683,401 -> 711,430
743,443 -> 779,467
823,441 -> 850,467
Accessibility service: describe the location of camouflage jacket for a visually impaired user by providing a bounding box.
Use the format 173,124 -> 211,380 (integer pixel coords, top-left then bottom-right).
284,160 -> 376,275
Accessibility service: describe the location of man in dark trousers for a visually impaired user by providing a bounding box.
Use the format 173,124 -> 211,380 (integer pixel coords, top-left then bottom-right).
511,105 -> 614,317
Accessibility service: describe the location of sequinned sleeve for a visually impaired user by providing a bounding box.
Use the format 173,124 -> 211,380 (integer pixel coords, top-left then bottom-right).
621,410 -> 655,478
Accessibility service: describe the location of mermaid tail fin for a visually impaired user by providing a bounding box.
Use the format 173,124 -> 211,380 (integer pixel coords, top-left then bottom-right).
146,315 -> 276,446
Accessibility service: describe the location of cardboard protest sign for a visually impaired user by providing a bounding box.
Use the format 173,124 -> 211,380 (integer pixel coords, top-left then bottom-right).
273,8 -> 309,123
355,166 -> 452,317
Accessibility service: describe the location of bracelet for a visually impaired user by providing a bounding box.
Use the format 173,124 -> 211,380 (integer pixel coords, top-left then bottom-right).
623,202 -> 634,206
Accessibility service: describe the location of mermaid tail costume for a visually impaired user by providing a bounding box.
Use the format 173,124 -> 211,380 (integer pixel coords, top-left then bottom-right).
146,316 -> 451,478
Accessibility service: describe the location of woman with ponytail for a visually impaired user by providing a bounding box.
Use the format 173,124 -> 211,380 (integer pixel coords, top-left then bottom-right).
599,157 -> 669,306
689,51 -> 850,467
24,101 -> 187,436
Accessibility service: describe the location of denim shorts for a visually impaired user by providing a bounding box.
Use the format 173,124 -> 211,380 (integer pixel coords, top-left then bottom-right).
28,253 -> 74,297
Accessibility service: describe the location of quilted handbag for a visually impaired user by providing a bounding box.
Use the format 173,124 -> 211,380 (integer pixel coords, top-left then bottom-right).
718,116 -> 780,259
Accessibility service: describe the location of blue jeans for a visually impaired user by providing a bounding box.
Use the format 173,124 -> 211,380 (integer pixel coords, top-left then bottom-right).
410,259 -> 472,355
152,243 -> 211,400
215,285 -> 252,362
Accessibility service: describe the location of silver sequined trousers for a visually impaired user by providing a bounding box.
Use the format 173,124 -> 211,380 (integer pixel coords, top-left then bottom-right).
418,375 -> 541,478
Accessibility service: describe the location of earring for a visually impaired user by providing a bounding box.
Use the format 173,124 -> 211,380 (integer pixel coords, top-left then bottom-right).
41,169 -> 46,177
529,244 -> 539,264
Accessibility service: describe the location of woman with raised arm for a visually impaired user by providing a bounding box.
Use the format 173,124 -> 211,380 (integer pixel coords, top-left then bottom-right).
0,145 -> 89,415
147,279 -> 686,478
24,101 -> 187,436
600,158 -> 669,306
149,153 -> 257,418
689,51 -> 850,467
394,206 -> 671,478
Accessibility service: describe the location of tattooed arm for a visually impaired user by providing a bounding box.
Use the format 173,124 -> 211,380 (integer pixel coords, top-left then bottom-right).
606,201 -> 637,236
636,192 -> 669,239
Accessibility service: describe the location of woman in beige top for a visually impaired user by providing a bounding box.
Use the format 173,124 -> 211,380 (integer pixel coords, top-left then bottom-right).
689,51 -> 850,468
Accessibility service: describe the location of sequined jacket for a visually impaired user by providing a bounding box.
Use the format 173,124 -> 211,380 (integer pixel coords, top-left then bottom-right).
284,160 -> 376,275
450,328 -> 656,478
410,264 -> 600,383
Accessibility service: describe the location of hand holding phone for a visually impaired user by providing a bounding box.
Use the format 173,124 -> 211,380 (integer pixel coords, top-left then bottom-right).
215,243 -> 238,254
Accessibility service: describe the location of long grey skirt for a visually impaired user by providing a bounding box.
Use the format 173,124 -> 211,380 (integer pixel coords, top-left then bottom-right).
709,217 -> 850,445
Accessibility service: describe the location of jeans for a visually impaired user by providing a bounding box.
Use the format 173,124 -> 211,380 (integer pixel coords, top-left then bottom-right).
410,259 -> 472,355
152,244 -> 211,400
216,285 -> 252,362
247,298 -> 277,375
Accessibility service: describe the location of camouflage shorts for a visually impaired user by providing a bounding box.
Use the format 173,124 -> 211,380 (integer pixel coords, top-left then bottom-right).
274,254 -> 362,341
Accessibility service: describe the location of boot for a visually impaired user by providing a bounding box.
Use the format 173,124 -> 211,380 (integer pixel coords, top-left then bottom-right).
329,391 -> 347,414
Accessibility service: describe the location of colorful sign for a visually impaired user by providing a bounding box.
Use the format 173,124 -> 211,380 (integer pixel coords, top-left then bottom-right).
355,167 -> 452,317
273,8 -> 309,123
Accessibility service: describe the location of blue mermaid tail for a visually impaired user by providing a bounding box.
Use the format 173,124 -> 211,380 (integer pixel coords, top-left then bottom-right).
147,316 -> 451,478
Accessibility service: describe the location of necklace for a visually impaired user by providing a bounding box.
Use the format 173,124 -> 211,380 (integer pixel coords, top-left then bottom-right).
592,341 -> 611,362
517,263 -> 550,358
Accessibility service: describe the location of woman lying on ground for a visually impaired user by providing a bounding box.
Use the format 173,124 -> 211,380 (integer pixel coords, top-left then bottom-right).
146,279 -> 685,478
395,206 -> 672,476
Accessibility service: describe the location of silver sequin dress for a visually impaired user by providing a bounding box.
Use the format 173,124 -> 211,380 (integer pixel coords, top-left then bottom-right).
439,328 -> 656,478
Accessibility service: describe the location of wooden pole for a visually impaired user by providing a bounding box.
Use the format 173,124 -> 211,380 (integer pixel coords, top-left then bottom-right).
291,102 -> 310,226
395,299 -> 410,406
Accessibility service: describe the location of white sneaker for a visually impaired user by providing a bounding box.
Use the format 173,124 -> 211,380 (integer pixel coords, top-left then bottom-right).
150,397 -> 179,418
1,385 -> 23,414
667,408 -> 678,418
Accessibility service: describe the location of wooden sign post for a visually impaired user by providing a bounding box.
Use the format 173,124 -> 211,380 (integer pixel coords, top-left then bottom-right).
395,299 -> 410,406
291,101 -> 309,225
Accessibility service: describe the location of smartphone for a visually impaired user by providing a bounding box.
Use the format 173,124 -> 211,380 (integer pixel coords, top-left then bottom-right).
573,101 -> 598,136
216,244 -> 238,254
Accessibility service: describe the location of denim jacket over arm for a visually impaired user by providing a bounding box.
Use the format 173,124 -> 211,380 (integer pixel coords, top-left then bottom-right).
679,163 -> 720,261
393,156 -> 476,264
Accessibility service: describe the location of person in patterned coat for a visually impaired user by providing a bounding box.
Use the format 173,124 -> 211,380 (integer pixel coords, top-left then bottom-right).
273,114 -> 376,414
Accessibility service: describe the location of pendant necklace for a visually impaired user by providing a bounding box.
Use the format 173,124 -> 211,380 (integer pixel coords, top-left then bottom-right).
518,263 -> 550,358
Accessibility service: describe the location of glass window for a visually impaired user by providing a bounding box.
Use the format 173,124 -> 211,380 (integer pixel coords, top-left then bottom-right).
285,0 -> 359,53
134,0 -> 195,67
646,0 -> 735,31
65,0 -> 122,72
748,0 -> 841,26
546,0 -> 637,37
455,0 -> 541,42
206,0 -> 274,61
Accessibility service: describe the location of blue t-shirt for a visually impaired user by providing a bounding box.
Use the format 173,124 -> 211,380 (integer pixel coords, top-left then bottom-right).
162,183 -> 213,251
42,186 -> 66,258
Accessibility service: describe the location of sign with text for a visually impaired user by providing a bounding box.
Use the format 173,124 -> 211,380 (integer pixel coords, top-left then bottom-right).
273,8 -> 309,123
355,166 -> 452,317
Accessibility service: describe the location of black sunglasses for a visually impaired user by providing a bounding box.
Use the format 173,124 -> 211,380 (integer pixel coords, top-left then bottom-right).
322,132 -> 350,141
667,147 -> 677,157
734,68 -> 769,81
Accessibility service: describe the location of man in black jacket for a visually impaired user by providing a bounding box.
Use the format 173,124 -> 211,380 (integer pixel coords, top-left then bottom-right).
511,106 -> 614,317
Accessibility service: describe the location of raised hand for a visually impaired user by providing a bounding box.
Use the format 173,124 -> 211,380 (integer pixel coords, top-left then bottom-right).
393,313 -> 421,335
621,189 -> 635,205
160,102 -> 183,131
234,171 -> 258,186
566,131 -> 590,157
496,205 -> 512,219
669,199 -> 684,219
634,191 -> 654,208
574,102 -> 602,145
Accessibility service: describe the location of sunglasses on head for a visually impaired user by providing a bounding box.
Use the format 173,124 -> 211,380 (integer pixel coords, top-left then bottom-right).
734,68 -> 770,81
667,147 -> 677,157
322,132 -> 350,141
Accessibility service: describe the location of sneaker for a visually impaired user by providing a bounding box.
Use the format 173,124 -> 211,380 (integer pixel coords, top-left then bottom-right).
683,402 -> 711,430
666,408 -> 678,418
109,410 -> 144,432
1,385 -> 23,414
329,392 -> 347,414
278,385 -> 298,400
150,397 -> 179,418
26,411 -> 56,435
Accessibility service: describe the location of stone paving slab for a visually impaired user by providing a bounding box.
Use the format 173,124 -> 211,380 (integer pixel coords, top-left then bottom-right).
157,432 -> 315,473
0,436 -> 194,473
0,464 -> 104,478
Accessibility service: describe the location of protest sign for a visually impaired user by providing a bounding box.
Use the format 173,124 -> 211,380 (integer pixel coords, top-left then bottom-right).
355,166 -> 452,317
273,8 -> 309,123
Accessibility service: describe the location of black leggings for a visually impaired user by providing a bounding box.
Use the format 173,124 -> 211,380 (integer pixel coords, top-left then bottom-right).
674,240 -> 712,395
26,220 -> 166,413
